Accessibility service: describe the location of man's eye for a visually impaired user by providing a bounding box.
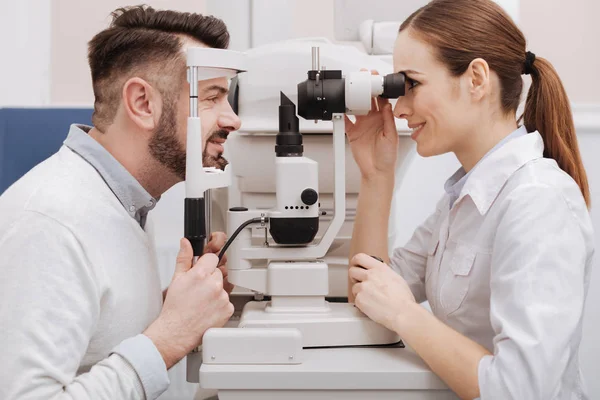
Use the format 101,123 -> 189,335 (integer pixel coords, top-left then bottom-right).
207,97 -> 219,103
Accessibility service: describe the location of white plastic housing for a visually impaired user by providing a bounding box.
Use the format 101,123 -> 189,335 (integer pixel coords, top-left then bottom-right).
238,301 -> 401,348
233,114 -> 346,261
225,209 -> 262,272
345,71 -> 385,115
267,261 -> 328,296
274,156 -> 319,218
186,47 -> 247,80
185,117 -> 204,197
236,38 -> 410,133
227,260 -> 329,296
202,328 -> 303,365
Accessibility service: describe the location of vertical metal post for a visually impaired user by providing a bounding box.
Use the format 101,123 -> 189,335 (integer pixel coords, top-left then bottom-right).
189,67 -> 198,117
311,47 -> 320,71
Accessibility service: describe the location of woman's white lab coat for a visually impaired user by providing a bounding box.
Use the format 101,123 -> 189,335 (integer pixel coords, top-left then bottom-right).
390,129 -> 594,399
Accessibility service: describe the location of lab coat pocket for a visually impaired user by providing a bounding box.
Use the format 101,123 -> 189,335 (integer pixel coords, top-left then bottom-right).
425,238 -> 440,282
440,244 -> 476,316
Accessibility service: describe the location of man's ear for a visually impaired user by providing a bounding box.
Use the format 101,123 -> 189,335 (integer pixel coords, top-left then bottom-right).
466,58 -> 490,102
121,77 -> 159,131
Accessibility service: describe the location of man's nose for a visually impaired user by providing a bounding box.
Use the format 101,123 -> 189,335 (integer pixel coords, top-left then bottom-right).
219,103 -> 242,132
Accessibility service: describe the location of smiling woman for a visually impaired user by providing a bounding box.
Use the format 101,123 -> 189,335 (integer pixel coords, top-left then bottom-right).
392,1 -> 589,206
346,0 -> 594,399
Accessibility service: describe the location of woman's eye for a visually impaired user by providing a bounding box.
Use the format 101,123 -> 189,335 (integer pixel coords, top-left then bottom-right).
407,78 -> 420,90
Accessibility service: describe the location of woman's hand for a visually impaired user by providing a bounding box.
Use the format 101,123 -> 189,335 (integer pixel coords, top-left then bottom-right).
349,253 -> 416,331
345,70 -> 399,180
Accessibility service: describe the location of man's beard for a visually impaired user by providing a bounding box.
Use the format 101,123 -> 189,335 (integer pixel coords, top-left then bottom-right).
148,101 -> 230,181
202,129 -> 229,171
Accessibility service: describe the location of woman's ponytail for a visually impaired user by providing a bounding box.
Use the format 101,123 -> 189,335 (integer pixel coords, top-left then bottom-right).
521,55 -> 590,207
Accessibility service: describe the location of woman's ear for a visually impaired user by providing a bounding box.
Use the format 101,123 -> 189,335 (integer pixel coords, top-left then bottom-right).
121,77 -> 159,132
467,58 -> 490,101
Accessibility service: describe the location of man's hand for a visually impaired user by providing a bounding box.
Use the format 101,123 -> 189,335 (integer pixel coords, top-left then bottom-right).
204,232 -> 234,293
144,238 -> 234,369
162,232 -> 234,300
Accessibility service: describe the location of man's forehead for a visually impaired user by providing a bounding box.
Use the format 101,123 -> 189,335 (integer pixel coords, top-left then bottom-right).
178,37 -> 230,91
179,35 -> 208,51
198,77 -> 230,92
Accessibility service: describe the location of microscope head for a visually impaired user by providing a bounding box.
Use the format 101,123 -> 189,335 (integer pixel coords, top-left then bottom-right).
269,92 -> 320,245
297,47 -> 405,121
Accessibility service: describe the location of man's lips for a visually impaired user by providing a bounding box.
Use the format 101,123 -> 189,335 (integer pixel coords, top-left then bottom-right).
207,141 -> 225,154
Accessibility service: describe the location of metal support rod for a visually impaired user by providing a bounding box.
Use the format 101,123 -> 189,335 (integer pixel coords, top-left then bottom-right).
311,47 -> 320,71
189,67 -> 198,117
205,189 -> 212,246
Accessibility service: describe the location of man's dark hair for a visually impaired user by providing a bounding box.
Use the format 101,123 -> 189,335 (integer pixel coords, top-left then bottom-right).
88,5 -> 229,131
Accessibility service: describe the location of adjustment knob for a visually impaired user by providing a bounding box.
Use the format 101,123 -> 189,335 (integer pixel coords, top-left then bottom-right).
301,188 -> 318,206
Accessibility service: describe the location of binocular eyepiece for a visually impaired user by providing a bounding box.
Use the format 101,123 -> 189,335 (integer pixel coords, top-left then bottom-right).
297,69 -> 405,121
297,47 -> 406,122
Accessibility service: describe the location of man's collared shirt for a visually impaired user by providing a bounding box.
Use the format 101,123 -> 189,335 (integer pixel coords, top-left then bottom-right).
64,124 -> 158,228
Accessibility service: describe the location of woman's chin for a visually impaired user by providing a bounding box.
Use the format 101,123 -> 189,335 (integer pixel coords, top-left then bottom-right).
415,142 -> 432,157
415,142 -> 442,158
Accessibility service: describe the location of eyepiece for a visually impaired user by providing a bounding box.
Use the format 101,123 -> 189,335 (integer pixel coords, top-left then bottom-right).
380,72 -> 405,99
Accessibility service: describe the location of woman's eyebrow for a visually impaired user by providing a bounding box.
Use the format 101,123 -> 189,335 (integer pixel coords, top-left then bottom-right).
398,69 -> 423,76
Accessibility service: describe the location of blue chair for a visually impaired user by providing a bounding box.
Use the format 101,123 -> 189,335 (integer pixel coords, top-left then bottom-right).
0,108 -> 93,194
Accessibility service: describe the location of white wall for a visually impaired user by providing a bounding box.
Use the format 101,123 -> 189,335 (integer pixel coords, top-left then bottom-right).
49,0 -> 206,106
0,0 -> 51,107
570,107 -> 600,397
521,0 -> 600,104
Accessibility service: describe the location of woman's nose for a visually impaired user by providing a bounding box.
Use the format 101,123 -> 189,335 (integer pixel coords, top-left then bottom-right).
393,96 -> 412,119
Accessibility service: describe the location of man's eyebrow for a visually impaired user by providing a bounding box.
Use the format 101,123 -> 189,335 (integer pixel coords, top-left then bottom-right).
202,85 -> 229,95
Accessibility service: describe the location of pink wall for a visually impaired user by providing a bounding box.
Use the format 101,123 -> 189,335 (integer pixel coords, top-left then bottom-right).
50,0 -> 206,105
520,0 -> 600,103
47,0 -> 600,104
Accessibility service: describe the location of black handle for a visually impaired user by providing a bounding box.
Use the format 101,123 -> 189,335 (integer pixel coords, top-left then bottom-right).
185,197 -> 206,257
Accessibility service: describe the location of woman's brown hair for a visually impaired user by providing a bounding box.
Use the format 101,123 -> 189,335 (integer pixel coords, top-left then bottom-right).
400,0 -> 590,207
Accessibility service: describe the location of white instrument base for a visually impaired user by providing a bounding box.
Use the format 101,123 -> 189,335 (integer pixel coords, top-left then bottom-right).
199,345 -> 456,400
238,300 -> 401,348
